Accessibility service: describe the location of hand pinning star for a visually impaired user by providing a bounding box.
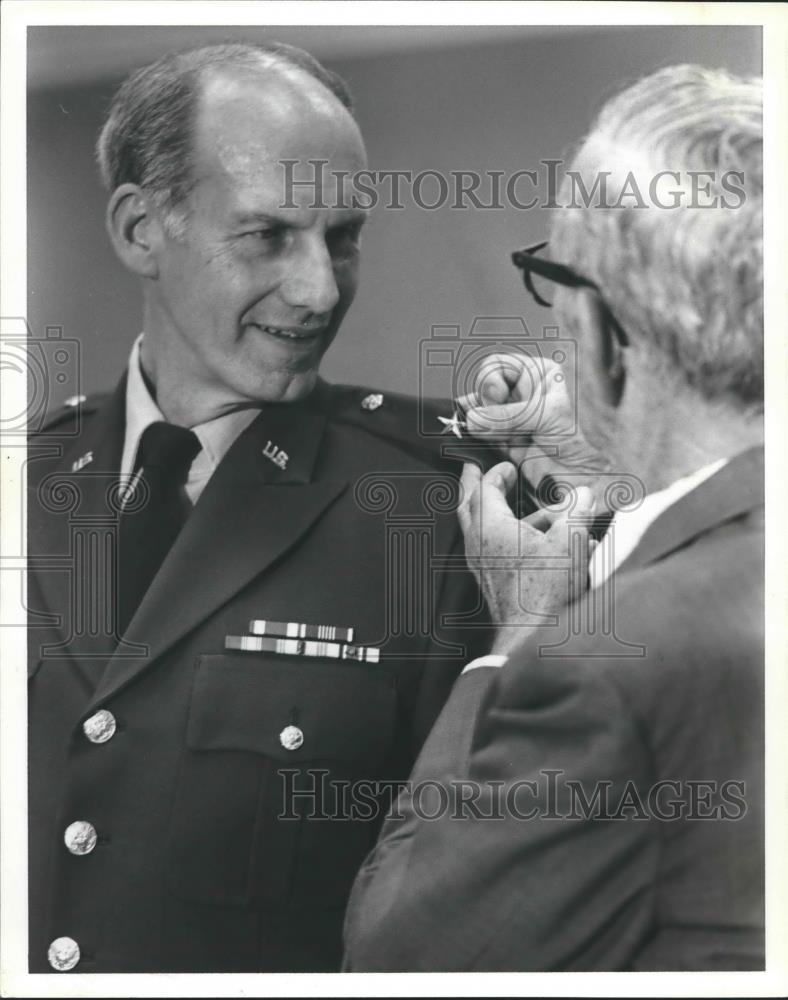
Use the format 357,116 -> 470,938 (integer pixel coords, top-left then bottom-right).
438,410 -> 467,438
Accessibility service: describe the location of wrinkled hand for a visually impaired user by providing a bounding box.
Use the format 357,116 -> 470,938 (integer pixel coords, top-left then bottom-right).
456,352 -> 610,497
458,460 -> 596,656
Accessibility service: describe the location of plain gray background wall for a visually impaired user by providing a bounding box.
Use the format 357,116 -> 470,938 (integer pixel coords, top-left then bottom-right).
27,25 -> 761,406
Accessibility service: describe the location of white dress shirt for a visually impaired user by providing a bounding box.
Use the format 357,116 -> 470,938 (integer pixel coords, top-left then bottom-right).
587,457 -> 727,590
121,334 -> 260,506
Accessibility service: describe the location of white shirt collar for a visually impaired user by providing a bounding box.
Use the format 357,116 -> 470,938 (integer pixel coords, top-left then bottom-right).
121,334 -> 167,478
588,457 -> 728,589
122,334 -> 260,502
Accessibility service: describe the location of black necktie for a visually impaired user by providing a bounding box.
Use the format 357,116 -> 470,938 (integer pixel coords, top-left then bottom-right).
116,421 -> 201,636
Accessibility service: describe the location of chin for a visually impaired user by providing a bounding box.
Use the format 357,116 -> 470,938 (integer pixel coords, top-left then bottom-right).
243,368 -> 319,406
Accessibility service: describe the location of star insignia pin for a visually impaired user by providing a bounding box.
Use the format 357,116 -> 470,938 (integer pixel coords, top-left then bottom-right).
438,409 -> 467,438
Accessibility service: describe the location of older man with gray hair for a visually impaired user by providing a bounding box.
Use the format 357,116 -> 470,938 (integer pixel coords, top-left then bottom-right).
344,64 -> 764,971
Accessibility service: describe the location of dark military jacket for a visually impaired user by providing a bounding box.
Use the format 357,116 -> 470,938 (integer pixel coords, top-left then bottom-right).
27,376 -> 490,973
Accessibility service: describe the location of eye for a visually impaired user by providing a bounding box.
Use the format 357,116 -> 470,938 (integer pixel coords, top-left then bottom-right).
326,222 -> 363,258
239,225 -> 291,253
245,227 -> 280,242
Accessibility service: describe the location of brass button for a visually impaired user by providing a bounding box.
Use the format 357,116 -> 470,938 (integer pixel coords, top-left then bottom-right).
82,709 -> 116,744
279,725 -> 304,751
64,820 -> 97,856
47,936 -> 80,971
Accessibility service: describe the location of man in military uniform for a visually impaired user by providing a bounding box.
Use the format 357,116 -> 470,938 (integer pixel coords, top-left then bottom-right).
27,42 -> 487,973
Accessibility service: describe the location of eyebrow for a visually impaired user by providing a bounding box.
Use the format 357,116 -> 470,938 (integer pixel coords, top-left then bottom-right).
231,209 -> 368,229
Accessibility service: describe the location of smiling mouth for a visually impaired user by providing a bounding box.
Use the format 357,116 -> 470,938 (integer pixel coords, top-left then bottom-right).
250,323 -> 326,343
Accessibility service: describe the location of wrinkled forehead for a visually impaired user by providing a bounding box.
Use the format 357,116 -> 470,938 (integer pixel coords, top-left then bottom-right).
191,66 -> 367,204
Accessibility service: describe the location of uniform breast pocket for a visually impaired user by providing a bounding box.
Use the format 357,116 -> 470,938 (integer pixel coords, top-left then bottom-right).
167,654 -> 397,910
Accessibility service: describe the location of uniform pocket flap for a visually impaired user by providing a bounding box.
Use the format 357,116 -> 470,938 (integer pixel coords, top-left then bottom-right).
188,654 -> 397,766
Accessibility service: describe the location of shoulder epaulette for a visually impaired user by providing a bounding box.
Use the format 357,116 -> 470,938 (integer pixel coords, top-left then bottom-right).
32,394 -> 103,436
325,383 -> 472,470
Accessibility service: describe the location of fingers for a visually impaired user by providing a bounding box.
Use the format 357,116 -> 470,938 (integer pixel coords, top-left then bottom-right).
522,485 -> 596,531
564,485 -> 596,520
457,354 -> 570,448
459,466 -> 599,614
477,461 -> 518,517
457,462 -> 517,580
457,462 -> 481,537
544,486 -> 596,601
540,486 -> 596,532
473,353 -> 527,405
458,460 -> 517,544
464,402 -> 536,439
460,460 -> 516,511
522,506 -> 560,532
456,353 -> 529,413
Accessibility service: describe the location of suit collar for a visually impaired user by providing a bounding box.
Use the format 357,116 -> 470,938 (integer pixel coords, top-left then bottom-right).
617,446 -> 764,576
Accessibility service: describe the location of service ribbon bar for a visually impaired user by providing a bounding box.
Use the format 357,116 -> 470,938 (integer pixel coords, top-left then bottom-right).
226,634 -> 379,663
248,620 -> 355,643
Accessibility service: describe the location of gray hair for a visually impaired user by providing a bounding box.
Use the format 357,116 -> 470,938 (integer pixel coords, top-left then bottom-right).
96,41 -> 355,236
550,64 -> 763,406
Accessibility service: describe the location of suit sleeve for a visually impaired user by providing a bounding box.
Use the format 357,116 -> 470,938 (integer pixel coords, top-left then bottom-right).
343,643 -> 659,971
342,665 -> 496,970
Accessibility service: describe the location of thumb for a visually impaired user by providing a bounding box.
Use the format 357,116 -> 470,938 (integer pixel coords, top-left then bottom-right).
571,485 -> 596,519
478,461 -> 518,516
545,486 -> 597,598
523,485 -> 596,531
543,486 -> 597,527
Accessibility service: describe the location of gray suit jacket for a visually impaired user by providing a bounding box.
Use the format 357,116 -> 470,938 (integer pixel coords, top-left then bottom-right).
344,447 -> 764,971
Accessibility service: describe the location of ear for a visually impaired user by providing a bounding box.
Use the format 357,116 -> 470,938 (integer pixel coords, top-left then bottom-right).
105,184 -> 165,279
572,288 -> 626,408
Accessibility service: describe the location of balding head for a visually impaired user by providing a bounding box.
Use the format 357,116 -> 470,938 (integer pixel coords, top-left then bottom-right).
194,61 -> 364,209
96,41 -> 358,235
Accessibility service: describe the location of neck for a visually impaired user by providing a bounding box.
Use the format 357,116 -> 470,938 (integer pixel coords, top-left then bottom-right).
138,335 -> 198,427
139,308 -> 255,427
613,373 -> 763,494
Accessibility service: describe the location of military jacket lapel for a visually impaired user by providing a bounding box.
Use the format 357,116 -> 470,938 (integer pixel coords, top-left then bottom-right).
28,377 -> 127,667
86,397 -> 347,712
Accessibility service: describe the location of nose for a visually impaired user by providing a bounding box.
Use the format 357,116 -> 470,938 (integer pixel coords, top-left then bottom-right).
279,234 -> 341,317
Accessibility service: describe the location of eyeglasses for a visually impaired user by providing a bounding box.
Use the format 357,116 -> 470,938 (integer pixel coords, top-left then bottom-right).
512,241 -> 629,347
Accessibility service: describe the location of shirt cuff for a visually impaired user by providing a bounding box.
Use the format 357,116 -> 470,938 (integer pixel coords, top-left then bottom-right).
461,654 -> 508,674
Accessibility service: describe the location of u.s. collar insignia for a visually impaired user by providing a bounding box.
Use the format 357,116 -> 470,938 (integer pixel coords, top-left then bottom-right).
70,450 -> 93,472
262,440 -> 289,470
